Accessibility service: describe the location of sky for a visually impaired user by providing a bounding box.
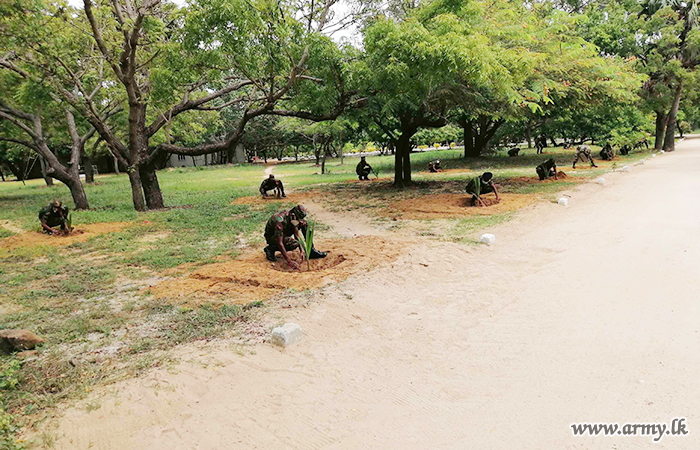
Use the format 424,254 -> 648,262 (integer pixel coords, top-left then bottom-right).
66,0 -> 359,43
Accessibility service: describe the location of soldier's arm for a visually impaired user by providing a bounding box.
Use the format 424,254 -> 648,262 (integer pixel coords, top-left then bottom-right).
277,234 -> 299,270
491,182 -> 500,200
554,163 -> 558,180
40,219 -> 55,234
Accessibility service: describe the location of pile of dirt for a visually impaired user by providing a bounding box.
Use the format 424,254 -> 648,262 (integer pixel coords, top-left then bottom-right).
147,235 -> 409,305
383,193 -> 539,219
0,222 -> 131,252
231,191 -> 320,206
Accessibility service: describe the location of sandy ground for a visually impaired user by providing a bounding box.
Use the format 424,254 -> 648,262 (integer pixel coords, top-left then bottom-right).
41,140 -> 700,449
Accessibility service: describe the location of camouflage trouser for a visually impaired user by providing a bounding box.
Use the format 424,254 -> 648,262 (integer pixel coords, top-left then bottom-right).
266,236 -> 300,254
573,151 -> 595,167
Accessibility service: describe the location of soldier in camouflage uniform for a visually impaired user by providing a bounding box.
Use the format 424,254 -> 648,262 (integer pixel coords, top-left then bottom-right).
263,205 -> 327,270
465,172 -> 500,207
536,158 -> 558,181
599,143 -> 614,160
39,200 -> 69,234
356,156 -> 372,181
572,144 -> 598,169
259,174 -> 286,198
427,159 -> 442,172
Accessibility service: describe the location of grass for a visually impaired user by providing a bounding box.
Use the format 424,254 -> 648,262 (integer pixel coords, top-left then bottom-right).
0,144 -> 654,447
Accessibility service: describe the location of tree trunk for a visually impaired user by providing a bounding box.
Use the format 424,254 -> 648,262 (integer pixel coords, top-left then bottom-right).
39,156 -> 53,186
113,155 -> 120,174
394,133 -> 413,187
139,164 -> 164,209
128,169 -> 147,211
663,80 -> 683,152
64,177 -> 90,210
654,111 -> 667,151
526,125 -> 532,148
83,153 -> 95,184
462,122 -> 477,157
321,144 -> 328,174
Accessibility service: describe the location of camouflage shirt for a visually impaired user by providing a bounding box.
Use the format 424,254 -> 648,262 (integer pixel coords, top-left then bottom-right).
38,204 -> 68,227
260,178 -> 280,192
465,176 -> 494,196
264,211 -> 306,243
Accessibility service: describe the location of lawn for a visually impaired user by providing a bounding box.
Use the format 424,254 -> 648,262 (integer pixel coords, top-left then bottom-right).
0,144 -> 653,448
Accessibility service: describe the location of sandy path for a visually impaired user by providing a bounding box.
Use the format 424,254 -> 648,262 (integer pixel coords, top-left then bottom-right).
46,141 -> 700,449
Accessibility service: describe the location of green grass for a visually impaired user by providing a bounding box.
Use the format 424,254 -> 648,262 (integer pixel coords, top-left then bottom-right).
0,144 -> 654,446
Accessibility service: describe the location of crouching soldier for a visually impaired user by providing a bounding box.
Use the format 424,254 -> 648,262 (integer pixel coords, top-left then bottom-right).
508,147 -> 520,157
356,156 -> 372,180
259,174 -> 286,198
428,159 -> 442,172
39,200 -> 69,235
536,158 -> 558,181
263,205 -> 327,270
599,143 -> 614,160
466,172 -> 500,207
572,144 -> 598,169
619,144 -> 631,156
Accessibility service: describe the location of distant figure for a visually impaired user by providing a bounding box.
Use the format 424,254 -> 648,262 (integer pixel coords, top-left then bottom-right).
259,174 -> 286,198
263,205 -> 327,270
634,138 -> 649,150
599,143 -> 614,161
428,160 -> 442,172
536,158 -> 558,181
619,144 -> 631,156
507,147 -> 520,157
39,200 -> 69,234
572,144 -> 598,169
465,172 -> 500,207
356,156 -> 372,181
535,135 -> 547,154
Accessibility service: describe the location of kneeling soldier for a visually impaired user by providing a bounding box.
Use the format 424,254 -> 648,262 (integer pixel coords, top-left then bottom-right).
572,144 -> 598,169
259,174 -> 286,198
39,200 -> 69,235
263,205 -> 327,270
465,172 -> 500,207
428,159 -> 442,172
536,158 -> 558,181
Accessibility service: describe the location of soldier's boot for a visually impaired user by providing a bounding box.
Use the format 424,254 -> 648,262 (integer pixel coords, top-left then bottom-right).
308,246 -> 327,259
264,246 -> 277,262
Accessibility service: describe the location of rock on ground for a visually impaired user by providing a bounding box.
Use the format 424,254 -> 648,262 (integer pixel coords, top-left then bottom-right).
0,329 -> 44,354
271,323 -> 303,347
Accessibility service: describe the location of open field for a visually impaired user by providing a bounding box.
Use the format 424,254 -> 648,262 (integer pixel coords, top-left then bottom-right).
0,145 -> 652,447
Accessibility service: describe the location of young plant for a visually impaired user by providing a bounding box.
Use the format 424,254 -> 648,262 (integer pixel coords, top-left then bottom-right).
298,221 -> 315,271
66,213 -> 73,234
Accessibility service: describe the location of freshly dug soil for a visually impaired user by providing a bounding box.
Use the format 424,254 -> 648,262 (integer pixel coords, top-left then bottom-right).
147,236 -> 409,305
383,193 -> 540,220
0,222 -> 131,252
231,191 -> 321,206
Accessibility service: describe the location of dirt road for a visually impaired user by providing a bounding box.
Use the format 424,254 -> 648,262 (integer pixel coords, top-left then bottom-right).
48,140 -> 700,449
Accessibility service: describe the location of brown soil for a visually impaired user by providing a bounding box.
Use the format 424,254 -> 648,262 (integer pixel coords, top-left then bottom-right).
231,191 -> 321,206
0,222 -> 131,252
147,236 -> 409,305
383,193 -> 539,219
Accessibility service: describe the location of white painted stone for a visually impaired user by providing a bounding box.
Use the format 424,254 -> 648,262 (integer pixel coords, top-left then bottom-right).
636,159 -> 645,165
621,165 -> 629,172
659,150 -> 665,154
557,197 -> 568,206
594,177 -> 606,185
271,323 -> 302,347
480,233 -> 496,245
652,154 -> 657,158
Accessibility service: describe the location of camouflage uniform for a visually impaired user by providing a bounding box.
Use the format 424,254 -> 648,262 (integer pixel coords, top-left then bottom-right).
572,144 -> 597,168
465,175 -> 495,197
264,211 -> 305,250
38,202 -> 69,232
507,147 -> 520,157
259,177 -> 286,197
427,160 -> 442,172
536,158 -> 557,180
263,205 -> 327,261
599,143 -> 614,160
356,158 -> 372,180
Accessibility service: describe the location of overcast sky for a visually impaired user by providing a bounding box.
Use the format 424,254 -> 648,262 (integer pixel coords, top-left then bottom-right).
65,0 -> 359,43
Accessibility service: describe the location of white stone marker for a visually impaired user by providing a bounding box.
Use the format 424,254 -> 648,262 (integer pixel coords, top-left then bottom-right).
271,323 -> 303,347
557,197 -> 569,206
480,233 -> 496,245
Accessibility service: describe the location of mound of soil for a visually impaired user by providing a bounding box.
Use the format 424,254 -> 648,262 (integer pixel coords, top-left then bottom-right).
147,236 -> 409,305
383,193 -> 539,220
0,222 -> 131,252
231,192 -> 320,206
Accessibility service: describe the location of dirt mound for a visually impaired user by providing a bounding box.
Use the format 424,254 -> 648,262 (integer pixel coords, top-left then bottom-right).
231,192 -> 320,206
0,222 -> 131,252
383,193 -> 539,219
147,236 -> 408,305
